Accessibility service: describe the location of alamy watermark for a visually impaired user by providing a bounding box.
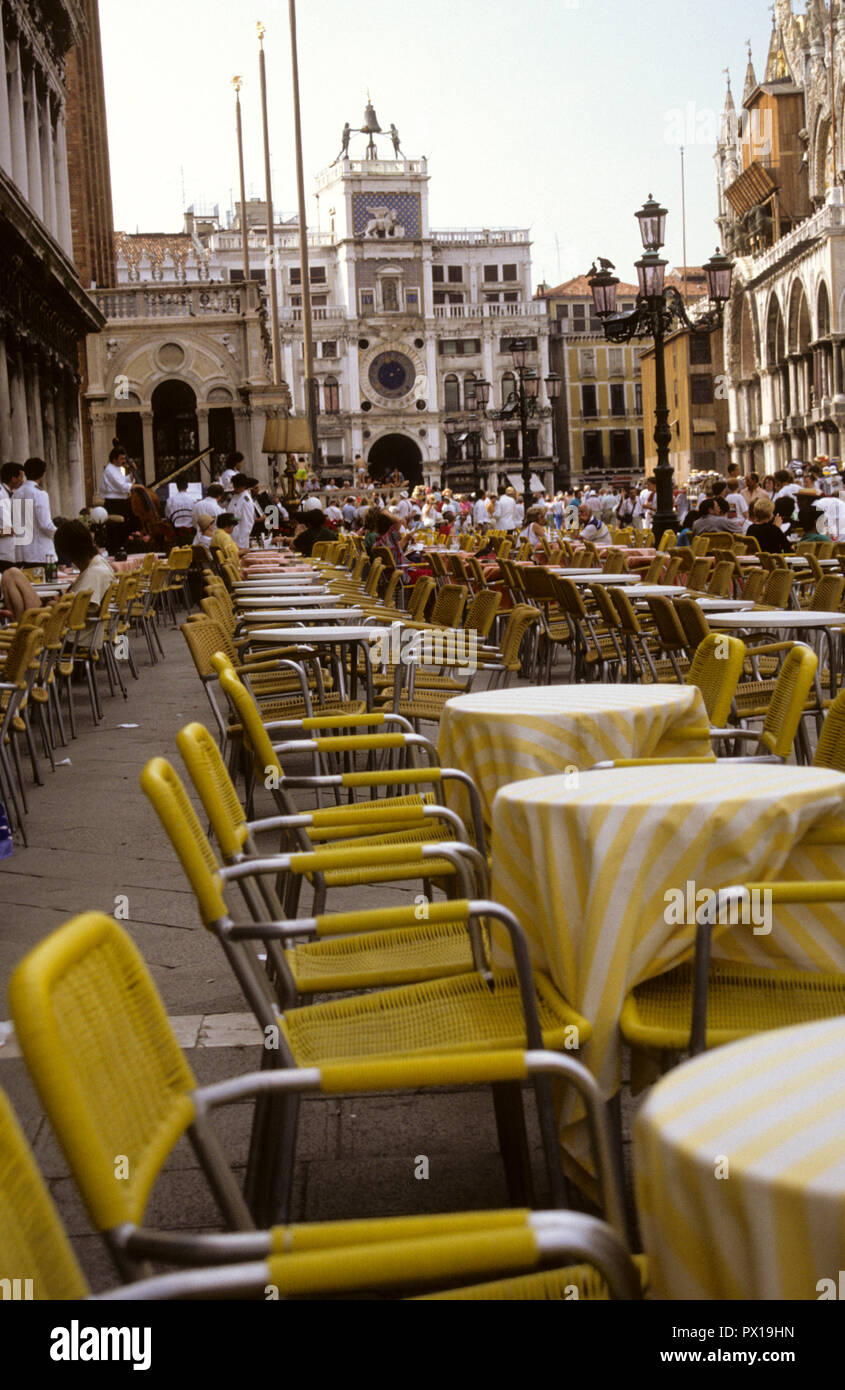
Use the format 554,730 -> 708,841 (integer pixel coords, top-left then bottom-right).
369,621 -> 479,675
663,881 -> 772,935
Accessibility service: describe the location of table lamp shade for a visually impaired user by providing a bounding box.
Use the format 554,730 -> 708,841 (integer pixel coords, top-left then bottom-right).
262,416 -> 314,454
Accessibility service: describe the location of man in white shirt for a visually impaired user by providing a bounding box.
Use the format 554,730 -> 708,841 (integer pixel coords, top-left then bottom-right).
325,500 -> 344,525
100,449 -> 134,504
577,504 -> 612,545
472,491 -> 491,529
772,468 -> 803,502
394,492 -> 412,524
493,487 -> 519,531
724,479 -> 748,521
15,458 -> 57,564
219,452 -> 244,495
230,474 -> 257,551
0,463 -> 24,574
192,484 -> 224,530
164,480 -> 195,540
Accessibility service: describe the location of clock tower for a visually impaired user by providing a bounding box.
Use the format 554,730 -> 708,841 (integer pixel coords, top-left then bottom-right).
314,103 -> 436,484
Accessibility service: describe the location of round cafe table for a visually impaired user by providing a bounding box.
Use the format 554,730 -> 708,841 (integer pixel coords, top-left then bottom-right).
437,683 -> 712,827
488,762 -> 845,1178
636,1016 -> 845,1300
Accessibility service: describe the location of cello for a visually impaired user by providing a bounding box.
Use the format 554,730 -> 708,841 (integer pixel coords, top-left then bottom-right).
129,481 -> 175,550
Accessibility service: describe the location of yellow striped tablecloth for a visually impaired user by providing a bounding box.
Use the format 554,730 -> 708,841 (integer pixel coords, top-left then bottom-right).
437,685 -> 712,827
635,1016 -> 845,1300
489,763 -> 845,1175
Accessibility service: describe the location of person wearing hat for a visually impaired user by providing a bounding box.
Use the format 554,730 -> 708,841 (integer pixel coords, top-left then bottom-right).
293,503 -> 336,557
212,512 -> 242,568
230,473 -> 258,550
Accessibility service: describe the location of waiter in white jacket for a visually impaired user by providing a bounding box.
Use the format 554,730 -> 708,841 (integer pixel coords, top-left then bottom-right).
100,444 -> 135,545
15,458 -> 57,564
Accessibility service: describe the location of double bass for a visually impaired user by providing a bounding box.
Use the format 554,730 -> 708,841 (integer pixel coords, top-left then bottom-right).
129,477 -> 175,550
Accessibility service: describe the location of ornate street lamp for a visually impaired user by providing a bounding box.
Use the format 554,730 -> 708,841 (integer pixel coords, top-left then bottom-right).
588,199 -> 733,539
545,370 -> 562,485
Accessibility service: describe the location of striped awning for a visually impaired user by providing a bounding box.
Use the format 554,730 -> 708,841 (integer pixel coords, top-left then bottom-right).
724,161 -> 778,216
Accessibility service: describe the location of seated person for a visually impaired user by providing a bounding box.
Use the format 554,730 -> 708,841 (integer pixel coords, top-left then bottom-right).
372,511 -> 409,571
192,513 -> 218,570
676,508 -> 699,546
519,505 -> 551,554
691,497 -> 744,535
796,502 -> 830,543
773,496 -> 797,539
745,497 -> 793,553
292,507 -> 337,557
577,503 -> 611,546
1,520 -> 115,630
212,513 -> 242,570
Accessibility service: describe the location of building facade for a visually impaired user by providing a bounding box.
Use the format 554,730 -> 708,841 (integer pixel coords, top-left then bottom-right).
715,1 -> 845,473
87,108 -> 552,493
640,326 -> 730,482
538,275 -> 645,486
0,0 -> 105,514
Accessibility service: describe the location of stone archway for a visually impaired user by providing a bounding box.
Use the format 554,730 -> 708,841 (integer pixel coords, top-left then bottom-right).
151,379 -> 199,482
367,433 -> 423,486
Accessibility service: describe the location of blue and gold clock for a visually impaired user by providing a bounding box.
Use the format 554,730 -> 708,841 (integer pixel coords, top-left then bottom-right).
368,350 -> 416,400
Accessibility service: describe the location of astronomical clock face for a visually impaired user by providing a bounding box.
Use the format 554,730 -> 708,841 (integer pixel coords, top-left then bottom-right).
360,340 -> 426,410
368,350 -> 416,399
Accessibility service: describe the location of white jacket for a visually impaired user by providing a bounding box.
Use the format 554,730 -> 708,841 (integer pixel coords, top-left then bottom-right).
15,480 -> 57,563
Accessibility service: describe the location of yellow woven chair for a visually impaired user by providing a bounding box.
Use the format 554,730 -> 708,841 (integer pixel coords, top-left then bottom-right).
656,529 -> 676,552
175,721 -> 486,934
620,877 -> 845,1062
0,624 -> 46,840
812,689 -> 845,771
3,974 -> 632,1299
684,632 -> 747,729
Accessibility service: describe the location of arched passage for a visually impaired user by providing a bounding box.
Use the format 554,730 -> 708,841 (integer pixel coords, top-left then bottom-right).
367,433 -> 423,486
151,379 -> 199,482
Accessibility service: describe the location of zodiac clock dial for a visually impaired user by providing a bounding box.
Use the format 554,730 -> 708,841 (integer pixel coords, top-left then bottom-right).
368,350 -> 416,400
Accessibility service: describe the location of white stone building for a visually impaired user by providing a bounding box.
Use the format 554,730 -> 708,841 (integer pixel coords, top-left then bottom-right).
715,2 -> 845,473
90,107 -> 552,493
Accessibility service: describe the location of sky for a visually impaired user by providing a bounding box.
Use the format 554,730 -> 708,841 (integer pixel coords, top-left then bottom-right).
100,0 -> 777,288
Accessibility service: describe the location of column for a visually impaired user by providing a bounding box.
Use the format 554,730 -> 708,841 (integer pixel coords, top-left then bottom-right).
64,378 -> 84,514
24,63 -> 43,220
41,93 -> 57,241
0,5 -> 13,174
53,368 -> 68,482
41,359 -> 57,470
140,411 -> 155,484
53,104 -> 73,256
788,357 -> 799,416
8,37 -> 28,197
196,405 -> 210,457
24,352 -> 44,457
0,338 -> 13,461
89,415 -> 110,494
233,407 -> 251,460
9,348 -> 29,459
834,340 -> 844,398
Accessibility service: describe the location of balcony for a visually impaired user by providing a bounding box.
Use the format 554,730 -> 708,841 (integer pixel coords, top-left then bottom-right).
96,285 -> 259,320
746,197 -> 845,280
431,229 -> 528,247
315,158 -> 428,190
290,304 -> 347,323
433,301 -> 546,321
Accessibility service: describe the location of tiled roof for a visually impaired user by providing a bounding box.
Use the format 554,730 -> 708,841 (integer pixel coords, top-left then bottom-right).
115,231 -> 197,266
539,274 -> 640,298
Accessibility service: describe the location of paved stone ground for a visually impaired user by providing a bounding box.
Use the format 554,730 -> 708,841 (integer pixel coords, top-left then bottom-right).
0,605 -> 636,1293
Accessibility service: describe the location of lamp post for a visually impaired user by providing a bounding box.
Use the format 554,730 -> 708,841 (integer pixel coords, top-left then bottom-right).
588,195 -> 733,541
469,362 -> 560,500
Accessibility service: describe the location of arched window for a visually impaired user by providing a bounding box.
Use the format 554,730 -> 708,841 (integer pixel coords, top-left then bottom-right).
501,371 -> 516,407
444,374 -> 460,412
463,372 -> 477,410
324,375 -> 340,414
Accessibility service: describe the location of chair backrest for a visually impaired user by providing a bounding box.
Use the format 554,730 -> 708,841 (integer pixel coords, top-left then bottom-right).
9,910 -> 198,1233
762,568 -> 794,608
426,550 -> 448,579
643,557 -> 664,584
181,615 -> 238,673
674,597 -> 711,651
363,558 -> 384,597
497,605 -> 540,671
742,570 -> 767,603
812,575 -> 845,612
706,532 -> 734,551
463,589 -> 501,640
759,644 -> 818,757
550,574 -> 587,621
602,549 -> 625,574
662,556 -> 682,585
214,657 -> 282,782
519,566 -> 556,603
657,529 -> 676,552
706,560 -> 734,597
381,570 -> 403,609
140,757 -> 230,927
0,1087 -> 89,1299
690,535 -> 709,556
686,557 -> 712,591
199,593 -> 232,631
608,584 -> 644,637
813,689 -> 845,771
406,576 -> 435,621
1,625 -> 44,687
645,595 -> 689,654
587,582 -> 622,632
429,584 -> 468,629
371,545 -> 395,575
685,633 -> 746,726
177,721 -> 251,861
